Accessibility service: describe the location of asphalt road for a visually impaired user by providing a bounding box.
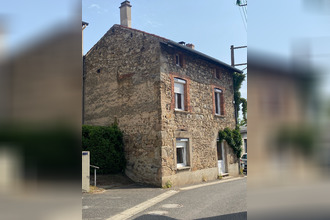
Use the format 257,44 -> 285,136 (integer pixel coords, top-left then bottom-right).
130,178 -> 247,220
83,177 -> 247,220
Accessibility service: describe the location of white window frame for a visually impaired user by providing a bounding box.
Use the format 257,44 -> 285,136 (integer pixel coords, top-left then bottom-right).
174,78 -> 186,111
215,88 -> 222,115
176,138 -> 188,168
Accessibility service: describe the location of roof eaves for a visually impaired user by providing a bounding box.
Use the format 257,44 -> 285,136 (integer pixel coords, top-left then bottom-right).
162,40 -> 243,73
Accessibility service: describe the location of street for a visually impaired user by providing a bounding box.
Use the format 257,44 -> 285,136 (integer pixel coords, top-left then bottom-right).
83,177 -> 246,220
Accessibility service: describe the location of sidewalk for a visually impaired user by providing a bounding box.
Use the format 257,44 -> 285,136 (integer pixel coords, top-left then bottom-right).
83,174 -> 169,219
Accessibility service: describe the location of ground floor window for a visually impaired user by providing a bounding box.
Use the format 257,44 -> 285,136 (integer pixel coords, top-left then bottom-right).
176,138 -> 188,168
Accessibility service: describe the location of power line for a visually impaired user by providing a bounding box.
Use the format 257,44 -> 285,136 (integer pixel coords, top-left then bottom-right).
238,6 -> 247,31
236,0 -> 247,31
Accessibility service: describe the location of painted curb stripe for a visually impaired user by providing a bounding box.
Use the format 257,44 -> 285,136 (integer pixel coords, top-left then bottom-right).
180,177 -> 246,191
107,190 -> 178,220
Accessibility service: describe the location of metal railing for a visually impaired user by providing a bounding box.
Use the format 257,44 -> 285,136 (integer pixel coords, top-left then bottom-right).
90,165 -> 99,187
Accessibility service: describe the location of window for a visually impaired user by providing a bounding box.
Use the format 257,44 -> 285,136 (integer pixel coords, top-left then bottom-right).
176,138 -> 188,168
174,78 -> 186,111
215,69 -> 220,79
214,88 -> 223,115
175,53 -> 184,67
175,54 -> 180,66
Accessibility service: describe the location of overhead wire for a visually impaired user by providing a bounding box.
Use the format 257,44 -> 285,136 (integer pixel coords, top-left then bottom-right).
237,2 -> 247,32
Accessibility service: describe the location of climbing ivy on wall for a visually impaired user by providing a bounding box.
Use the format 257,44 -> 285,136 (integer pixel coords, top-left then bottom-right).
240,97 -> 247,125
218,127 -> 242,159
233,72 -> 247,125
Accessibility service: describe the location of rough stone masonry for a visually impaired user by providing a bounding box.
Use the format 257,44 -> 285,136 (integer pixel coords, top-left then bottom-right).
84,24 -> 241,187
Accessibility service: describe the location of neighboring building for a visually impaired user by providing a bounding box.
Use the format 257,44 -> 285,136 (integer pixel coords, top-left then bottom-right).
248,51 -> 319,187
240,126 -> 247,155
84,1 -> 243,187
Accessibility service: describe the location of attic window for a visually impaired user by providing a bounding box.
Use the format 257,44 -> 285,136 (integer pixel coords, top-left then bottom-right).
175,54 -> 184,67
176,54 -> 180,66
215,69 -> 220,79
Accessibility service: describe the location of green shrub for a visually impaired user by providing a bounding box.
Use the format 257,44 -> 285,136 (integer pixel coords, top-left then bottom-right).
219,127 -> 242,159
82,124 -> 126,174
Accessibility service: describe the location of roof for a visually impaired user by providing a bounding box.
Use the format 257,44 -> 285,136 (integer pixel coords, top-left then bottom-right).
117,25 -> 242,73
248,50 -> 317,79
161,40 -> 243,73
87,24 -> 243,73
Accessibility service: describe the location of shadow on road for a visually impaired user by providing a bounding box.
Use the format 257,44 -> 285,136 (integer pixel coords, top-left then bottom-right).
133,211 -> 247,220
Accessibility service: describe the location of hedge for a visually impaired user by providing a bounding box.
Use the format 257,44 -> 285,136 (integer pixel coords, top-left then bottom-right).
82,124 -> 126,174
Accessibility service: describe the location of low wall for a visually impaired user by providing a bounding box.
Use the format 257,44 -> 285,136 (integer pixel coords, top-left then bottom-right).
162,167 -> 218,187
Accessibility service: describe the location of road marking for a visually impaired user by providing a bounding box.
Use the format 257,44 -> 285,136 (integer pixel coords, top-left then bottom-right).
107,190 -> 178,220
180,176 -> 246,191
162,203 -> 183,209
147,210 -> 168,215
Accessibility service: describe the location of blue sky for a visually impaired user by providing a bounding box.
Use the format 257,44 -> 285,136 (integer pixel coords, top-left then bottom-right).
3,0 -> 330,106
82,0 -> 247,99
1,0 -> 78,52
250,0 -> 330,96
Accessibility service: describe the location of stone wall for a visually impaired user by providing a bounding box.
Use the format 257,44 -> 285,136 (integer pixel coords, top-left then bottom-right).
84,25 -> 163,186
159,45 -> 238,186
84,24 -> 239,187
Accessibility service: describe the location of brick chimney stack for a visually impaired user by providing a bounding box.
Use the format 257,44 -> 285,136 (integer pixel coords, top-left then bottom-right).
186,43 -> 195,50
120,1 -> 132,28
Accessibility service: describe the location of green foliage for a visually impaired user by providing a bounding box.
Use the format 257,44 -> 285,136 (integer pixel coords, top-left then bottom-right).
240,97 -> 247,125
219,127 -> 242,159
233,72 -> 247,125
218,174 -> 223,180
82,124 -> 126,174
164,180 -> 173,188
0,123 -> 80,180
275,125 -> 317,156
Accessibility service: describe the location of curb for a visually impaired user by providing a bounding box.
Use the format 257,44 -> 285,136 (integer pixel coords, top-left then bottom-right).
180,176 -> 246,191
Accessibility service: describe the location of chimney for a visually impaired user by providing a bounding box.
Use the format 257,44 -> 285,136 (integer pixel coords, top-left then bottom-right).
120,1 -> 132,28
186,43 -> 195,50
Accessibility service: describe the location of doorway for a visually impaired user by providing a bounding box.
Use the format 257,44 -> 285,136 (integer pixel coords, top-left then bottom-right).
217,139 -> 226,175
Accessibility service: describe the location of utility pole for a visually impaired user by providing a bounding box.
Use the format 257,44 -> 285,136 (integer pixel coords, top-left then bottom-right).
231,45 -> 247,127
230,45 -> 247,68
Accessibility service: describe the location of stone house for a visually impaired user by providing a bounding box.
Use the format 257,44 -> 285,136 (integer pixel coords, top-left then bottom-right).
83,1 -> 243,187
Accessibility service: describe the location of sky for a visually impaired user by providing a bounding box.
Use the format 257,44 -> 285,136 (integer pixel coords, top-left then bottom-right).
82,0 -> 248,100
3,0 -> 330,113
0,0 -> 79,52
249,0 -> 330,96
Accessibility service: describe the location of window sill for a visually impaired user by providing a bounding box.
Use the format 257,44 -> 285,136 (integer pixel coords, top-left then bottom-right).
174,109 -> 190,114
214,114 -> 225,118
176,166 -> 190,171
